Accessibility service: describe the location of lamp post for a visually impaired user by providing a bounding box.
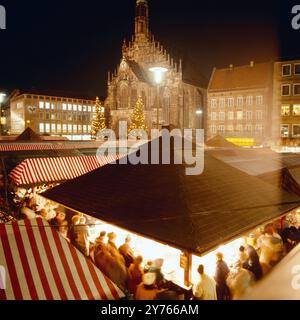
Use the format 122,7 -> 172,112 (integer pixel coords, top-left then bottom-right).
196,109 -> 203,129
0,92 -> 7,136
149,67 -> 168,129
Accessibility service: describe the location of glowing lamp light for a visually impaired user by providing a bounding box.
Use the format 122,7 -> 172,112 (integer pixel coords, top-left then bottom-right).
196,110 -> 203,115
149,67 -> 168,85
0,93 -> 6,104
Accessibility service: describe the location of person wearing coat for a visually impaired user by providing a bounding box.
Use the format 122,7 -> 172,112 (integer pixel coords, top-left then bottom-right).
128,256 -> 144,295
214,252 -> 230,300
135,273 -> 161,300
193,265 -> 217,300
244,245 -> 263,280
119,235 -> 135,268
107,232 -> 125,265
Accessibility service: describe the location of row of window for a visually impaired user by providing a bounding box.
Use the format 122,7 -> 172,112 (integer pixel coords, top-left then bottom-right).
210,124 -> 264,133
281,104 -> 300,116
39,101 -> 96,112
281,124 -> 300,138
210,96 -> 263,108
210,110 -> 263,121
281,84 -> 300,96
39,112 -> 92,122
39,123 -> 92,134
282,64 -> 300,77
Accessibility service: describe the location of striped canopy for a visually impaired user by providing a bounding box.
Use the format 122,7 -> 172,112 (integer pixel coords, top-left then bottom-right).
0,218 -> 124,300
10,155 -> 120,186
0,142 -> 103,152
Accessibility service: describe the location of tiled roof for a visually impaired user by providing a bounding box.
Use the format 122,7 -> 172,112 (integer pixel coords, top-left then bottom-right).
43,137 -> 300,255
208,62 -> 273,92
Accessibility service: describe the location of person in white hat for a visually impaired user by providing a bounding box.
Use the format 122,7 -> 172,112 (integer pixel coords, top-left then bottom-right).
135,273 -> 162,300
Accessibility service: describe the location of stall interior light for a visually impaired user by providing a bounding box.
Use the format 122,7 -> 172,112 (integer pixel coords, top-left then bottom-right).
149,67 -> 168,85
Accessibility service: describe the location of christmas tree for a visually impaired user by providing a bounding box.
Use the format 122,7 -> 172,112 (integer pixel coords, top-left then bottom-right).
128,97 -> 148,137
91,97 -> 106,140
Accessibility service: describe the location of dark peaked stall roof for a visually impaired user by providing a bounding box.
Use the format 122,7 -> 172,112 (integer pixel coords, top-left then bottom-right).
206,135 -> 239,149
43,137 -> 300,255
16,127 -> 43,142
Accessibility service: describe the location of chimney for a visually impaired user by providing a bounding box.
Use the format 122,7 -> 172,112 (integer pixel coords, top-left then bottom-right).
250,61 -> 254,67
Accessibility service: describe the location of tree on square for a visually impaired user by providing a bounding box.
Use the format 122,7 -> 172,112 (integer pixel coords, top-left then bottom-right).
91,97 -> 106,140
128,97 -> 148,139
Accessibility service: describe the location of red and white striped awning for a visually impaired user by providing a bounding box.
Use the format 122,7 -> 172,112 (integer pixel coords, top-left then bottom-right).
0,142 -> 104,152
0,218 -> 124,300
10,155 -> 120,186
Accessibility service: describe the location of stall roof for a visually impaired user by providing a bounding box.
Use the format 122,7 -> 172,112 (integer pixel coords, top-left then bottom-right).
0,218 -> 124,300
43,138 -> 300,256
243,244 -> 300,300
10,155 -> 121,186
15,128 -> 43,142
206,135 -> 239,149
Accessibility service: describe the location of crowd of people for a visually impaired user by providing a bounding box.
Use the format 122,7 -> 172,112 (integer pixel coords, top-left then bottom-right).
17,203 -> 300,300
193,221 -> 300,300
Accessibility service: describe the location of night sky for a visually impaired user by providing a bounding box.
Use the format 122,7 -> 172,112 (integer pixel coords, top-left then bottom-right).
0,0 -> 299,98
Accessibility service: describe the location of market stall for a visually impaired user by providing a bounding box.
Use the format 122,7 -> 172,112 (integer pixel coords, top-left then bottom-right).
43,137 -> 300,289
0,218 -> 124,300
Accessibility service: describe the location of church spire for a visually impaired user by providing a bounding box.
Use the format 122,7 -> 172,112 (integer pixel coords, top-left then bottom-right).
135,0 -> 149,40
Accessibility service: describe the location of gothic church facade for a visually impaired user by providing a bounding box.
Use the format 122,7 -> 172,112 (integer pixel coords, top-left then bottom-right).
105,0 -> 206,132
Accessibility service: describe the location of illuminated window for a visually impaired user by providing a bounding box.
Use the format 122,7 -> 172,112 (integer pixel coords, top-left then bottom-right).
45,102 -> 50,109
218,125 -> 225,132
295,64 -> 300,75
228,111 -> 234,120
83,125 -> 87,133
246,111 -> 252,120
293,104 -> 300,116
63,124 -> 67,133
39,123 -> 44,133
78,105 -> 82,112
210,99 -> 217,108
92,106 -> 96,113
78,125 -> 82,132
256,110 -> 263,120
73,104 -> 77,111
51,103 -> 55,110
211,112 -> 217,120
68,124 -> 72,132
256,96 -> 263,105
68,104 -> 72,111
294,84 -> 300,96
39,101 -> 44,109
227,125 -> 234,132
51,124 -> 56,132
45,123 -> 50,132
256,124 -> 263,132
281,105 -> 290,116
293,125 -> 300,137
211,125 -> 217,134
57,124 -> 61,132
237,111 -> 243,120
219,98 -> 225,108
62,103 -> 67,110
282,84 -> 291,96
219,112 -> 225,121
237,97 -> 243,107
228,97 -> 234,107
51,114 -> 56,120
88,125 -> 91,132
282,64 -> 291,77
245,124 -> 252,132
83,105 -> 87,112
246,96 -> 253,106
73,125 -> 77,133
280,125 -> 289,137
236,124 -> 243,132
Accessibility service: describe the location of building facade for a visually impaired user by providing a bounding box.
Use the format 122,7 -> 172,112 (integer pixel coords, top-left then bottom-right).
207,62 -> 273,146
10,90 -> 96,140
105,0 -> 206,133
273,60 -> 300,145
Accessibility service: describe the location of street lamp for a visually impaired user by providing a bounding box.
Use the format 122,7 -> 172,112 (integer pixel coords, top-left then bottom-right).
149,67 -> 168,129
195,109 -> 203,129
0,92 -> 7,136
